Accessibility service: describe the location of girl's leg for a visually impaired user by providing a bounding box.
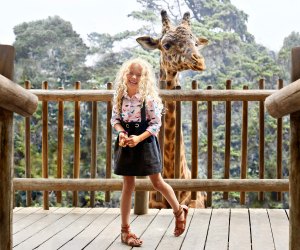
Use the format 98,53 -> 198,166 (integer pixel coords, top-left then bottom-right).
120,176 -> 143,246
149,173 -> 180,211
121,176 -> 135,226
149,173 -> 188,237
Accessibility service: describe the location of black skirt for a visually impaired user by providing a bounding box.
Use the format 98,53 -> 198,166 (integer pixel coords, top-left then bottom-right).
114,134 -> 162,176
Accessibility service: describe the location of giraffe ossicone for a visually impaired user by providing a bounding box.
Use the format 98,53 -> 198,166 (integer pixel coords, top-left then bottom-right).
137,10 -> 208,208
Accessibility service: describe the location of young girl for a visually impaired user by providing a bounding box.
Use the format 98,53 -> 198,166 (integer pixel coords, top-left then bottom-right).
111,58 -> 188,247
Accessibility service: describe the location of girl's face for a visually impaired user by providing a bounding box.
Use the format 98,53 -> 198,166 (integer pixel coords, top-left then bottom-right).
126,63 -> 142,94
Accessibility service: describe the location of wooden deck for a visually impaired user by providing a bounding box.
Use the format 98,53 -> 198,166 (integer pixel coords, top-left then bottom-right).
12,207 -> 289,250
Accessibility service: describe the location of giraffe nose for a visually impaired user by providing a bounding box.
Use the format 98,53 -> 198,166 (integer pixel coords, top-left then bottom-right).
191,54 -> 206,70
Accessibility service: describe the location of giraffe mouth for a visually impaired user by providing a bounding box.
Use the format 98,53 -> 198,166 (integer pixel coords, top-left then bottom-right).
191,54 -> 206,71
191,64 -> 206,71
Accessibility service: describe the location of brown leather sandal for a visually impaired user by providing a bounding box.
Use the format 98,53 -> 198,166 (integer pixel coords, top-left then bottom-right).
121,224 -> 143,247
173,205 -> 189,237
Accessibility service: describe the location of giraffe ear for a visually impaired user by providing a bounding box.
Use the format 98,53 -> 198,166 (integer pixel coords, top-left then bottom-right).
136,36 -> 159,50
198,37 -> 209,47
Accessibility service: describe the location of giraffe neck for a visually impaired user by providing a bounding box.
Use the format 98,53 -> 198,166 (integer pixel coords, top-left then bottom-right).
159,66 -> 179,89
160,67 -> 190,180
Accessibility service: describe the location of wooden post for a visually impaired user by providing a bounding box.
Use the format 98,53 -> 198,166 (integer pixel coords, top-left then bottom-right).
73,81 -> 81,207
289,47 -> 300,250
174,86 -> 181,200
276,79 -> 283,201
240,85 -> 248,205
258,79 -> 265,201
42,81 -> 49,210
0,109 -> 13,250
223,80 -> 231,200
105,83 -> 112,203
0,45 -> 14,250
134,176 -> 149,215
207,85 -> 213,207
90,86 -> 98,207
25,80 -> 32,206
57,87 -> 64,204
191,80 -> 198,200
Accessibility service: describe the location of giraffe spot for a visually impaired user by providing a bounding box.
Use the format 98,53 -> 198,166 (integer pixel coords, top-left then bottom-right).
169,117 -> 175,126
167,104 -> 175,113
164,150 -> 170,159
164,129 -> 175,141
164,143 -> 171,152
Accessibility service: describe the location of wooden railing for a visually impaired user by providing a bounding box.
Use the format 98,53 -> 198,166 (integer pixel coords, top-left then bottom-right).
12,81 -> 289,208
12,75 -> 290,209
2,44 -> 300,249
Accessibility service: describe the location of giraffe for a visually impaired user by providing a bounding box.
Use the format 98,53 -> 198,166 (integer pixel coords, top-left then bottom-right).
136,10 -> 208,208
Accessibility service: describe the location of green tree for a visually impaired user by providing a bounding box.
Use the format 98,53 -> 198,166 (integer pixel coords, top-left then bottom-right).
277,31 -> 300,82
13,16 -> 89,88
184,0 -> 253,42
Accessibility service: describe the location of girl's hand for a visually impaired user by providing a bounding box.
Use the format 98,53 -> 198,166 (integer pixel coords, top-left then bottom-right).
119,132 -> 128,147
125,135 -> 141,147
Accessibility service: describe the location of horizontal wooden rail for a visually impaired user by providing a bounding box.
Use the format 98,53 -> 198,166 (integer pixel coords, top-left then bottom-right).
13,178 -> 289,192
30,89 -> 275,102
265,78 -> 300,118
30,89 -> 114,102
0,74 -> 38,116
159,89 -> 275,101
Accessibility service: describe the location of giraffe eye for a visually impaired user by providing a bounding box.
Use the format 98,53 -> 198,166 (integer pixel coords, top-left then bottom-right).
163,43 -> 171,50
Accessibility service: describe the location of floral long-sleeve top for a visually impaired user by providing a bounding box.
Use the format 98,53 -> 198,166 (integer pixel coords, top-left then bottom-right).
110,92 -> 162,136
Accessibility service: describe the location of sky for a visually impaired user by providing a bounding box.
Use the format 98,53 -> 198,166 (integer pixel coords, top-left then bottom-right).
1,0 -> 299,52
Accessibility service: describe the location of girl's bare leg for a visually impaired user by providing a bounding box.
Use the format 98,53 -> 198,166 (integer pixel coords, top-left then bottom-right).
149,173 -> 180,212
120,176 -> 143,246
121,176 -> 135,226
149,173 -> 187,236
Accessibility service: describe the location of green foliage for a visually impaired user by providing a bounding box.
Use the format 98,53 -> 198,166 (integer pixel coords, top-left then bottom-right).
277,31 -> 300,82
129,10 -> 159,23
13,16 -> 89,88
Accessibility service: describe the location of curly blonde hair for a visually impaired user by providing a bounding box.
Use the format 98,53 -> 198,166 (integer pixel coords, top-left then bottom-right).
113,58 -> 163,114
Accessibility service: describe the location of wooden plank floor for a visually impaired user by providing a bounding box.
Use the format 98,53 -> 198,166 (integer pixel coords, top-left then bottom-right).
12,207 -> 289,250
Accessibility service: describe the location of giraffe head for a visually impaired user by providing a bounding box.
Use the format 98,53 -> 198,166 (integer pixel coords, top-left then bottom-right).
136,10 -> 208,81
